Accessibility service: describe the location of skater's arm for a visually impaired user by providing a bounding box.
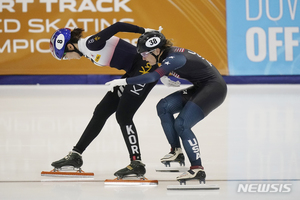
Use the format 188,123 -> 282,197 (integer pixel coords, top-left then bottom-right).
105,53 -> 186,90
86,22 -> 145,50
105,71 -> 161,92
126,53 -> 187,85
95,22 -> 145,40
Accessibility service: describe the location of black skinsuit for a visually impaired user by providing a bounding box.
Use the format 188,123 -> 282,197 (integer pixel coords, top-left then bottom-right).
73,22 -> 158,161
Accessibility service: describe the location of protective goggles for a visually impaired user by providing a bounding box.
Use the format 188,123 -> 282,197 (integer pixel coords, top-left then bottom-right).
140,49 -> 155,57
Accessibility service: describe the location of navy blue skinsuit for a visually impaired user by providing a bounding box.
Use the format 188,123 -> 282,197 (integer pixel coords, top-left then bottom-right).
73,22 -> 158,162
125,46 -> 227,167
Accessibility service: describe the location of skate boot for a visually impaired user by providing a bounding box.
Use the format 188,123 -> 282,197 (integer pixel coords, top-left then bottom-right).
114,160 -> 146,179
51,151 -> 83,170
177,166 -> 206,185
161,148 -> 185,167
41,151 -> 94,177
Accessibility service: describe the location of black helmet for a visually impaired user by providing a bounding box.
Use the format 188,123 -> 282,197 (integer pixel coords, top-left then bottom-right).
137,31 -> 166,53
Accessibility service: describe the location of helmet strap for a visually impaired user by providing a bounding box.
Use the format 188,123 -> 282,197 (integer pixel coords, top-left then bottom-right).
150,49 -> 164,64
65,43 -> 83,57
150,52 -> 159,64
150,48 -> 164,64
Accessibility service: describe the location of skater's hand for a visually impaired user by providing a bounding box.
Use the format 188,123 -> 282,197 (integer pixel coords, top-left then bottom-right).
160,76 -> 180,87
105,79 -> 127,92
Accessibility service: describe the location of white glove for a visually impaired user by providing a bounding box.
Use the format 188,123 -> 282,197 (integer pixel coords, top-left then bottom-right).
105,79 -> 127,92
144,26 -> 163,33
160,76 -> 180,87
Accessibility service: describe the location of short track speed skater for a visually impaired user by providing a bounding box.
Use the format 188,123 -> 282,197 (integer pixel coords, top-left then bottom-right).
167,167 -> 219,190
41,151 -> 94,178
104,160 -> 158,186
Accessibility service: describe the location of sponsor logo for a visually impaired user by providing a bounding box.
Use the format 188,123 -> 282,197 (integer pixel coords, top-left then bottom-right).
88,38 -> 94,44
94,54 -> 101,62
139,63 -> 152,74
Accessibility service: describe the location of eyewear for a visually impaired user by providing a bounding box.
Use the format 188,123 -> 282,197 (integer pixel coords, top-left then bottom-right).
140,49 -> 155,57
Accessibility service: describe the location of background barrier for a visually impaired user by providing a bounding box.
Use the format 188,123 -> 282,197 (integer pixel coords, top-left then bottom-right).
1,0 -> 300,84
0,0 -> 227,75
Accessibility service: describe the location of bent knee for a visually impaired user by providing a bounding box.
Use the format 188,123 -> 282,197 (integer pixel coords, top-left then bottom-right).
115,111 -> 132,126
174,116 -> 186,136
156,98 -> 168,116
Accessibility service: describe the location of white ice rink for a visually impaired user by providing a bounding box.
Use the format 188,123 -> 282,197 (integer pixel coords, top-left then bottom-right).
0,84 -> 299,200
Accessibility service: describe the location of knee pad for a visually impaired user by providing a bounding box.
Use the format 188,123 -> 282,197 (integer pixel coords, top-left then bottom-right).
156,98 -> 168,116
174,116 -> 186,137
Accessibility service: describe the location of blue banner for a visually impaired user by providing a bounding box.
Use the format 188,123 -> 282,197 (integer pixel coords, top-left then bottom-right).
227,0 -> 300,75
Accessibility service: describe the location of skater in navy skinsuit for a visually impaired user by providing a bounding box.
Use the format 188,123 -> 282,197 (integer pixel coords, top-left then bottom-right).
106,31 -> 227,182
49,22 -> 168,178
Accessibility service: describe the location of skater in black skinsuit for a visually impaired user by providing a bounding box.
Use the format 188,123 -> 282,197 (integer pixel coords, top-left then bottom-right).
49,23 -> 170,178
106,31 -> 227,183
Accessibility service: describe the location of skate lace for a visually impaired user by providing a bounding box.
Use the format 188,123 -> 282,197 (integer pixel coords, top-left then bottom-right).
177,169 -> 195,179
64,152 -> 72,160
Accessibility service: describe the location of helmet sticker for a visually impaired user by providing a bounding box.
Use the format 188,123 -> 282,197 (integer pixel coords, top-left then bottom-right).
56,34 -> 65,50
145,37 -> 161,48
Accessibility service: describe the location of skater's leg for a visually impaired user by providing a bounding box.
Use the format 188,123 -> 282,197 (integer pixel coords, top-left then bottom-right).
113,55 -> 158,177
174,81 -> 227,167
156,91 -> 184,148
174,81 -> 227,183
174,101 -> 205,167
116,82 -> 156,161
52,89 -> 120,168
73,90 -> 120,154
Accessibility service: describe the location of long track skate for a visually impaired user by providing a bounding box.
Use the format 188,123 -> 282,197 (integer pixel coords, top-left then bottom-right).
105,160 -> 158,186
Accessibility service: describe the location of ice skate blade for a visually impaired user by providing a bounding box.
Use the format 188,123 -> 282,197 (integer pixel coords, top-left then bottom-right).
41,170 -> 94,178
156,167 -> 188,172
104,178 -> 158,186
167,184 -> 219,190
